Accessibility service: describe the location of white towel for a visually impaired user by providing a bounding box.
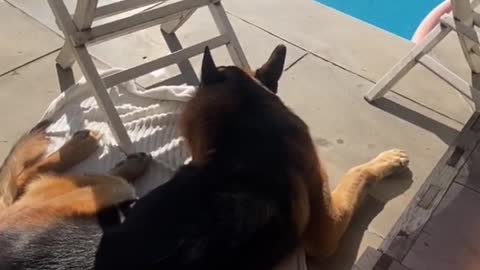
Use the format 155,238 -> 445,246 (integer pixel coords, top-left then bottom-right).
40,69 -> 306,270
40,69 -> 195,195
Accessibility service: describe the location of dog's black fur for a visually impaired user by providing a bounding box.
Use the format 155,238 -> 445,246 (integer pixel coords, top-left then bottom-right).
94,45 -> 312,270
0,219 -> 102,270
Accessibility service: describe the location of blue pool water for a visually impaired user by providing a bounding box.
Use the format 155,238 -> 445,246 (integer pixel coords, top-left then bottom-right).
314,0 -> 444,39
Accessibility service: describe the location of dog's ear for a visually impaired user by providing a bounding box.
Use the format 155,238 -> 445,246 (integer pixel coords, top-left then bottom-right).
255,45 -> 287,93
201,47 -> 222,85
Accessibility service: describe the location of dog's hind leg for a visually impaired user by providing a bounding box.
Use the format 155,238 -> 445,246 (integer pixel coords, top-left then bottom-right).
302,149 -> 408,260
21,130 -> 101,175
11,153 -> 151,223
13,129 -> 101,200
1,179 -> 139,232
0,120 -> 51,210
2,174 -> 137,229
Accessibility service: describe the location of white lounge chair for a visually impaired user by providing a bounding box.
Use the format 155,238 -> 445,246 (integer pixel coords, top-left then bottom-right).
356,1 -> 480,268
364,0 -> 480,113
47,0 -> 250,153
46,2 -> 308,269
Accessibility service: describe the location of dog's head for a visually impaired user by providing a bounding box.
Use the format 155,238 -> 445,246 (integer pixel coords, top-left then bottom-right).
180,45 -> 287,163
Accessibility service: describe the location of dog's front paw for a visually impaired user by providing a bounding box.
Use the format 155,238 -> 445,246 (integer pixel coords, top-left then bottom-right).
369,149 -> 409,179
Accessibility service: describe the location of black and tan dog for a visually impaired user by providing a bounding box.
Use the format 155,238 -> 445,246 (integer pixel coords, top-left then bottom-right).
0,123 -> 151,269
94,46 -> 409,269
0,46 -> 408,269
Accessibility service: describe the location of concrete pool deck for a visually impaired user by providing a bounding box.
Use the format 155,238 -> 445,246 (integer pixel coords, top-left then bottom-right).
0,0 -> 475,269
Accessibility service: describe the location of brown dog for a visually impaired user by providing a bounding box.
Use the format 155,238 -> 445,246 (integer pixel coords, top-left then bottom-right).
0,46 -> 408,270
93,45 -> 409,269
0,122 -> 150,269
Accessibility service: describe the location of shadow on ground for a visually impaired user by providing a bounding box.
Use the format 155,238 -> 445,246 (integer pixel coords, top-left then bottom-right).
373,98 -> 459,145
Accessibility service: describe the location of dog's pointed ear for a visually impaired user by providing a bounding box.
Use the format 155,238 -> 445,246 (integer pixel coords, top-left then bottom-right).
255,45 -> 287,93
201,47 -> 222,85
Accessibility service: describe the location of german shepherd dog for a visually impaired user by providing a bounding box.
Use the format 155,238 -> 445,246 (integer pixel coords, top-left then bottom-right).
0,124 -> 151,269
94,46 -> 409,269
0,45 -> 408,270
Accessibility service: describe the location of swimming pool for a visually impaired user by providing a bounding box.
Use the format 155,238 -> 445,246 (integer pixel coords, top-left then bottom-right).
314,0 -> 444,40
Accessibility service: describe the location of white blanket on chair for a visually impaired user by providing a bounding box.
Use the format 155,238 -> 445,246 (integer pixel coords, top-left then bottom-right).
40,69 -> 306,270
41,69 -> 194,195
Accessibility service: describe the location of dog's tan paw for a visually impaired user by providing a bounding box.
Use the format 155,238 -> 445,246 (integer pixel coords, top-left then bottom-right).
55,130 -> 102,165
370,149 -> 409,179
72,130 -> 102,142
67,130 -> 102,156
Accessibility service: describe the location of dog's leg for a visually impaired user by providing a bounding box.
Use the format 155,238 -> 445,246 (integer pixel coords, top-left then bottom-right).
13,129 -> 101,200
19,152 -> 150,204
0,120 -> 51,210
0,174 -> 136,229
7,153 -> 151,226
329,149 -> 409,248
303,149 -> 408,260
19,129 -> 101,177
22,175 -> 135,217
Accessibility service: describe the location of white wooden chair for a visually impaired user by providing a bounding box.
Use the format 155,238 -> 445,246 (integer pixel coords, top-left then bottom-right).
364,0 -> 480,112
47,0 -> 250,153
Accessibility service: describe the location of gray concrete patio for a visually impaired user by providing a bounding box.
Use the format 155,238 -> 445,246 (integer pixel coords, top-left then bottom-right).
0,0 -> 475,269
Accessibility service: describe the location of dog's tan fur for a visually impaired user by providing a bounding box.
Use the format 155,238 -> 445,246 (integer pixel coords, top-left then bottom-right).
0,123 -> 137,231
300,149 -> 408,259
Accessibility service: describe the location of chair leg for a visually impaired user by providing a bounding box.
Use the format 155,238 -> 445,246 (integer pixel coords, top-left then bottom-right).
161,29 -> 199,86
470,72 -> 480,111
56,45 -> 76,69
161,9 -> 196,34
56,44 -> 76,92
56,64 -> 75,92
208,1 -> 250,69
364,24 -> 451,102
453,0 -> 480,73
73,45 -> 134,154
72,0 -> 98,30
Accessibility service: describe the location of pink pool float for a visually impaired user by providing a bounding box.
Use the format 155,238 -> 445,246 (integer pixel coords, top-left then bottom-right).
412,0 -> 452,43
